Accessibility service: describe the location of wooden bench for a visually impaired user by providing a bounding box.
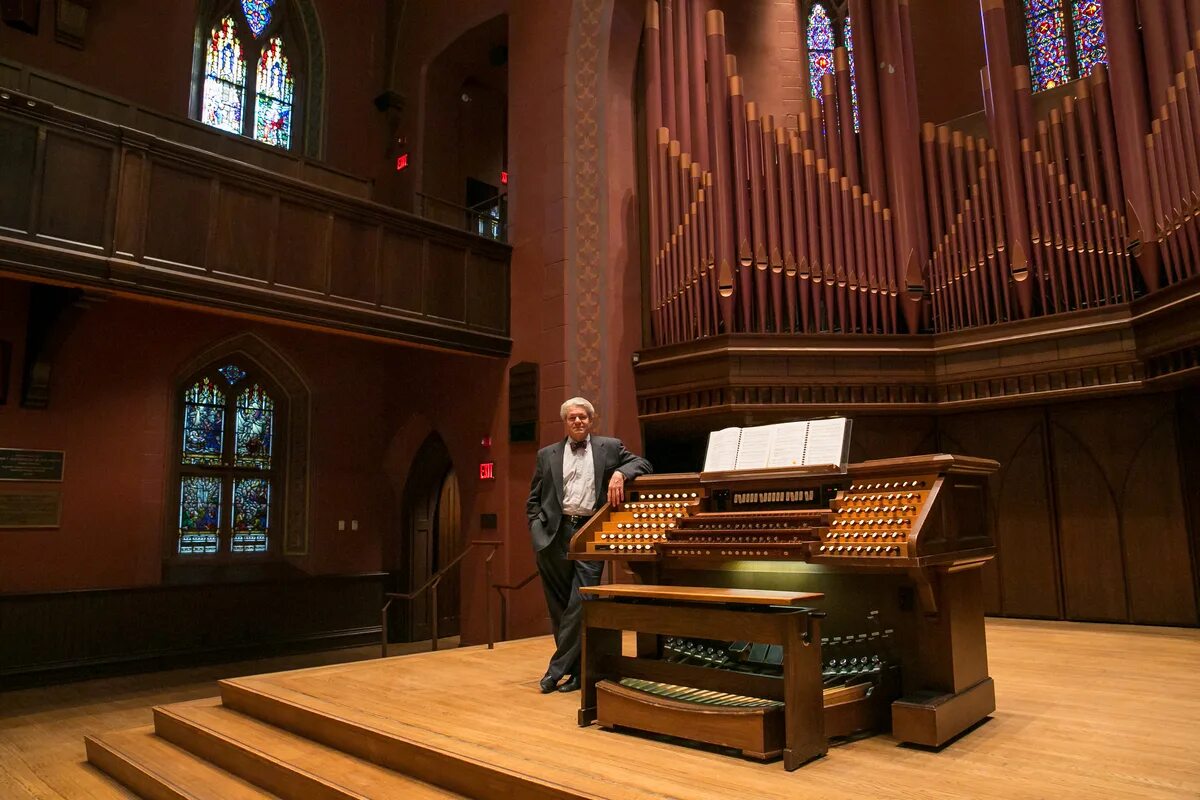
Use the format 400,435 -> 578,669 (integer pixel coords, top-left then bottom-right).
578,584 -> 827,770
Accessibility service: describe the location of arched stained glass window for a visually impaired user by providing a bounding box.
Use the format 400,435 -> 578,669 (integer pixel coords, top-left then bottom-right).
241,0 -> 275,37
175,362 -> 281,557
807,4 -> 835,101
201,16 -> 246,134
254,37 -> 294,148
1025,0 -> 1108,92
194,1 -> 303,151
805,2 -> 860,132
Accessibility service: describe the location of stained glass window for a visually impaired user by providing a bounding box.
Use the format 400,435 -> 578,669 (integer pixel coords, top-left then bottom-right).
231,478 -> 270,553
1072,1 -> 1107,78
807,4 -> 835,101
241,0 -> 275,38
254,37 -> 294,149
201,17 -> 246,135
176,363 -> 280,558
234,384 -> 275,469
844,16 -> 860,132
196,3 -> 300,151
1025,0 -> 1107,92
183,377 -> 225,465
219,364 -> 247,385
179,476 -> 222,554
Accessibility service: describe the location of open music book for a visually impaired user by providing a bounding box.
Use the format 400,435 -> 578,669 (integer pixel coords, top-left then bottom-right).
702,417 -> 852,474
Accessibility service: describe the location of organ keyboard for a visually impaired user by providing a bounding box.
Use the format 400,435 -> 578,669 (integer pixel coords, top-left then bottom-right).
572,454 -> 999,764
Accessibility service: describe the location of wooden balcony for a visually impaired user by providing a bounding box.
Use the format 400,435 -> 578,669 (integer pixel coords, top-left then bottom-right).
0,83 -> 510,357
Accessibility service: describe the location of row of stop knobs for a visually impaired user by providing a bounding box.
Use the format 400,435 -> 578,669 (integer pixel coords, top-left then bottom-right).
848,480 -> 926,490
818,544 -> 903,555
828,530 -> 905,540
832,518 -> 912,527
601,532 -> 667,540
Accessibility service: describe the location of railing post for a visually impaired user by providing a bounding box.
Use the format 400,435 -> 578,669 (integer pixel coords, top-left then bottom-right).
484,545 -> 496,650
430,576 -> 441,652
381,598 -> 391,659
499,591 -> 509,642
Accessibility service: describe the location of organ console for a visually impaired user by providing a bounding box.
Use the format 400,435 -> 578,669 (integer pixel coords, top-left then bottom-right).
571,454 -> 999,766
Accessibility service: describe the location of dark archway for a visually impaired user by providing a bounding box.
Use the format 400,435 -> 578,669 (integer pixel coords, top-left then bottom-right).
396,432 -> 463,642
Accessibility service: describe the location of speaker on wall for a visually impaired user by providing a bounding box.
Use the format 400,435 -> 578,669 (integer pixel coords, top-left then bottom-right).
509,362 -> 537,443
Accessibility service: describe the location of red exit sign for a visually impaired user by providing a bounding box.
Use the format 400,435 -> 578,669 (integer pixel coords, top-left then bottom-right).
479,462 -> 495,480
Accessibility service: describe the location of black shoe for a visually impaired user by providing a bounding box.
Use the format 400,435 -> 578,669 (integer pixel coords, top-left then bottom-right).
539,673 -> 559,693
558,676 -> 581,692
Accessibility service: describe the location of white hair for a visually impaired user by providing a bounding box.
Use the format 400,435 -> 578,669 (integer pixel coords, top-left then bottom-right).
560,397 -> 595,420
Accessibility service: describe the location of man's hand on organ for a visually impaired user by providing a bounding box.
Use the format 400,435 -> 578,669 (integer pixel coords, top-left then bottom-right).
608,472 -> 626,508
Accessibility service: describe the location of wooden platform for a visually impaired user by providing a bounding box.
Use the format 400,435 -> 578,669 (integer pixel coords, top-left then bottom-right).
67,620 -> 1200,798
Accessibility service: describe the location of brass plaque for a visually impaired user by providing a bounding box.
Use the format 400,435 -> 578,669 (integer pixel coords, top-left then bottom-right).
0,449 -> 66,481
0,491 -> 62,528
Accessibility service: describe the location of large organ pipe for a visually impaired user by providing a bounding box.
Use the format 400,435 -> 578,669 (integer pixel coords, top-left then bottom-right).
746,102 -> 769,331
834,48 -> 861,188
661,0 -> 678,138
762,114 -> 785,331
776,127 -> 798,331
788,134 -> 813,333
673,0 -> 692,155
980,0 -> 1033,318
847,0 -> 887,200
1139,0 -> 1174,107
821,73 -> 844,179
804,150 -> 824,330
1104,0 -> 1159,290
816,156 -> 835,329
1165,0 -> 1190,77
687,0 -> 709,168
703,10 -> 735,328
1090,67 -> 1125,217
730,77 -> 754,328
644,2 -> 663,342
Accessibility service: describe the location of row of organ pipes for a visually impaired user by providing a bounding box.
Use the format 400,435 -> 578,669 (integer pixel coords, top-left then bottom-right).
644,0 -> 1200,345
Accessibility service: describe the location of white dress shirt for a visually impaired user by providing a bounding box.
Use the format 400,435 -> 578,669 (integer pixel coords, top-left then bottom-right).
561,436 -> 596,515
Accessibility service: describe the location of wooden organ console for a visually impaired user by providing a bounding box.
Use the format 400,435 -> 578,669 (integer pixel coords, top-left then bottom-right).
571,454 -> 999,767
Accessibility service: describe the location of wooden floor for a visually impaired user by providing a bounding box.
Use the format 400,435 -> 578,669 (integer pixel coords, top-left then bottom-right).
3,620 -> 1200,799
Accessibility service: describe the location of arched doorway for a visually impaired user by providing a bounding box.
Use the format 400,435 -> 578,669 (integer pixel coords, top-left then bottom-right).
397,433 -> 464,642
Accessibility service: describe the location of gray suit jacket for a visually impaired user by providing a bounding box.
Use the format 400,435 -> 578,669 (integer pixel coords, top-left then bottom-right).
526,435 -> 652,552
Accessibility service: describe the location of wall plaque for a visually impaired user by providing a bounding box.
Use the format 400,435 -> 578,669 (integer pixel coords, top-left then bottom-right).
0,448 -> 65,481
0,491 -> 62,528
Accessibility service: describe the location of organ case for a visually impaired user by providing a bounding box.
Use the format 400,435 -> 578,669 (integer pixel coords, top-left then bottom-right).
570,454 -> 999,758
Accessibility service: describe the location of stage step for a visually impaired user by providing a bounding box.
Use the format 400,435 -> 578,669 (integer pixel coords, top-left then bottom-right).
84,726 -> 279,800
152,698 -> 464,799
219,678 -> 592,800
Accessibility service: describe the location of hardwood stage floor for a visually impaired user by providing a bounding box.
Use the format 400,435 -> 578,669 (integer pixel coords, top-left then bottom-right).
3,620 -> 1199,799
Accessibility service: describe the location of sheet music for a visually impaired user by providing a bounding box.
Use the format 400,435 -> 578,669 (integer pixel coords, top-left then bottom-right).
803,417 -> 849,467
765,420 -> 811,468
703,427 -> 742,472
732,426 -> 773,470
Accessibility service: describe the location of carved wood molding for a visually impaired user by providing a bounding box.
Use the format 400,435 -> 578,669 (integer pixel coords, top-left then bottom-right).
636,277 -> 1200,421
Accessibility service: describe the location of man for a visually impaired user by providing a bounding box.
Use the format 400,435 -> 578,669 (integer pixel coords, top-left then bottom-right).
526,397 -> 652,692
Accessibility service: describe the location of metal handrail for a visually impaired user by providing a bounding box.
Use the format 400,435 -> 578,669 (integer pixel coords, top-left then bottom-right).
381,539 -> 502,657
415,191 -> 508,242
492,569 -> 540,642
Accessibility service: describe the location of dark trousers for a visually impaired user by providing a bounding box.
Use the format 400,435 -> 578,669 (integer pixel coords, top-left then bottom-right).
535,517 -> 604,680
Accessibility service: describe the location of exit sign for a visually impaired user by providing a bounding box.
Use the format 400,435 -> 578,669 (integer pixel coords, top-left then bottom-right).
479,462 -> 495,480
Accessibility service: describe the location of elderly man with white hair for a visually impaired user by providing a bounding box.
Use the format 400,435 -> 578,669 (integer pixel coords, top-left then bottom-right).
525,396 -> 652,693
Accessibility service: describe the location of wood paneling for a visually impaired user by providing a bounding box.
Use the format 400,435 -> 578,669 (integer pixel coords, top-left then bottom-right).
425,242 -> 465,321
0,117 -> 37,232
940,410 -> 1061,619
0,574 -> 386,689
1119,413 -> 1196,625
274,203 -> 329,293
211,186 -> 273,282
379,230 -> 424,312
329,218 -> 376,302
38,131 -> 110,246
145,164 -> 210,267
465,252 -> 508,331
